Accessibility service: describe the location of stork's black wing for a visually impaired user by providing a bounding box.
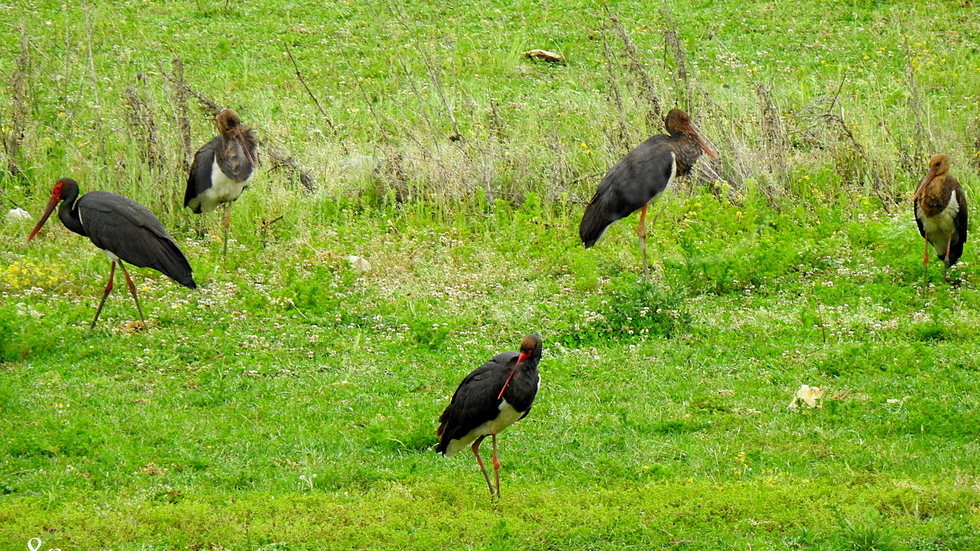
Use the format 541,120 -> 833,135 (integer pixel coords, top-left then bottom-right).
184,136 -> 220,213
580,138 -> 676,247
949,181 -> 968,265
79,192 -> 196,289
436,352 -> 518,453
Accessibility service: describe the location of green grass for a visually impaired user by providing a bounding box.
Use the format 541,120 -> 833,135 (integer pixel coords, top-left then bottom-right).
2,0 -> 980,549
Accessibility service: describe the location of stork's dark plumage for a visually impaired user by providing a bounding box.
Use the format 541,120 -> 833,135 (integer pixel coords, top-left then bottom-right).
437,333 -> 542,497
184,108 -> 258,258
28,178 -> 196,328
580,108 -> 717,273
914,153 -> 968,285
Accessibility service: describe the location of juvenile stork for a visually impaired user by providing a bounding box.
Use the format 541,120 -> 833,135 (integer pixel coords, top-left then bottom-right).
184,108 -> 258,259
579,108 -> 717,274
914,153 -> 968,285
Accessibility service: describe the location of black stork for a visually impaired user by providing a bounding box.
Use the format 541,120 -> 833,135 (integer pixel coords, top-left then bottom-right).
28,178 -> 197,328
436,333 -> 542,497
579,108 -> 718,273
914,153 -> 968,286
184,108 -> 258,259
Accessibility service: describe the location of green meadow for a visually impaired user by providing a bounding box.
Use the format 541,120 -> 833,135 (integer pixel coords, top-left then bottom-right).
1,0 -> 979,549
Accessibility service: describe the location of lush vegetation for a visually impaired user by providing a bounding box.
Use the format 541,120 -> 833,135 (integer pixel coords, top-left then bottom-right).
1,0 -> 979,549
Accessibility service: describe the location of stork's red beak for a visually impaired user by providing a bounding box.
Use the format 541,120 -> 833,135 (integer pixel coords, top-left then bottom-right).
27,193 -> 62,242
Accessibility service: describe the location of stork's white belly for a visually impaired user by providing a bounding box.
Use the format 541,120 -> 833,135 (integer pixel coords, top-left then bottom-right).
195,159 -> 253,213
444,399 -> 525,458
918,194 -> 960,237
916,193 -> 960,235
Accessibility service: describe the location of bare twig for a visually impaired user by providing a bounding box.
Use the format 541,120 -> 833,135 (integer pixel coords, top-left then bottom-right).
261,215 -> 284,230
283,40 -> 336,131
826,71 -> 847,114
387,3 -> 462,141
185,87 -> 221,115
266,149 -> 316,194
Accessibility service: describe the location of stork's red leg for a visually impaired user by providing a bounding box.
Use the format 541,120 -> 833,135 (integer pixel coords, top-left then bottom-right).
91,261 -> 118,329
637,203 -> 649,275
117,261 -> 146,326
471,436 -> 495,496
491,434 -> 501,497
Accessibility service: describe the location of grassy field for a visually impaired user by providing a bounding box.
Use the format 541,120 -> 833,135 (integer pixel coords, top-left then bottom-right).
2,0 -> 980,549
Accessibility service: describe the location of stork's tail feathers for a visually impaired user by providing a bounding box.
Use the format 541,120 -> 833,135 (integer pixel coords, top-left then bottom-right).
579,200 -> 612,248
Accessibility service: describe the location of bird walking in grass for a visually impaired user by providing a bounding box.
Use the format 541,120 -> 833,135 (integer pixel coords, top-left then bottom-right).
28,178 -> 197,329
437,333 -> 542,497
913,153 -> 968,287
579,108 -> 718,274
184,108 -> 258,259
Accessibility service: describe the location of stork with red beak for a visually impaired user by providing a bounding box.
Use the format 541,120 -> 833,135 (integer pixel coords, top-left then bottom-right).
28,178 -> 196,328
436,333 -> 542,497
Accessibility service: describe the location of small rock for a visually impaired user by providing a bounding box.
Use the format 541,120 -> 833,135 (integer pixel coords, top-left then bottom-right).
6,208 -> 32,224
347,255 -> 371,272
788,384 -> 825,409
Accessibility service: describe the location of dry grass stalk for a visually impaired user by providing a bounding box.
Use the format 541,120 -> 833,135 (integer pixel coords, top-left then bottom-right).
488,98 -> 505,143
124,83 -> 163,172
820,110 -> 894,211
3,27 -> 31,177
605,7 -> 663,124
166,56 -> 193,172
598,27 -> 632,155
662,7 -> 692,110
338,32 -> 392,147
900,37 -> 931,175
755,82 -> 788,186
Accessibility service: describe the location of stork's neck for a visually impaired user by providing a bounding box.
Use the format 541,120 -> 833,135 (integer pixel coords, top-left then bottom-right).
58,194 -> 87,237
